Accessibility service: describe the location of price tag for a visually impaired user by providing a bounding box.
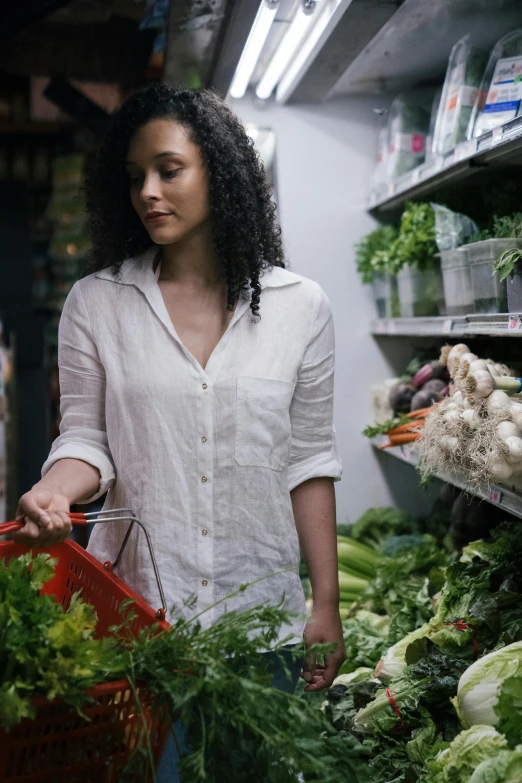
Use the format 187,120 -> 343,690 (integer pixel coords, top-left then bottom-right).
508,315 -> 522,332
443,319 -> 453,334
386,320 -> 397,335
488,488 -> 503,505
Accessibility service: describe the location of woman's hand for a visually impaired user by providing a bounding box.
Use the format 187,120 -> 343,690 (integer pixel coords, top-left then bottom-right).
13,488 -> 72,546
301,602 -> 346,692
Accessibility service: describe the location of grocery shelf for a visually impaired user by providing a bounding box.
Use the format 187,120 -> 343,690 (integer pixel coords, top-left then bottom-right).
371,313 -> 522,338
372,438 -> 522,521
368,115 -> 522,213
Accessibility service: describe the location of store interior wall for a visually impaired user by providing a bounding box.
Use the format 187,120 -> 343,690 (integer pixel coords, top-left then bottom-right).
231,94 -> 436,522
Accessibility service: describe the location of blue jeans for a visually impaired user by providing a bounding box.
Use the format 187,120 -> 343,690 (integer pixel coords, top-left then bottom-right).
156,647 -> 303,782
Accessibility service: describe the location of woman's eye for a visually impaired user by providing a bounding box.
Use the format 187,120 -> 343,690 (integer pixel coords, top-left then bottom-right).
163,169 -> 180,179
129,175 -> 142,185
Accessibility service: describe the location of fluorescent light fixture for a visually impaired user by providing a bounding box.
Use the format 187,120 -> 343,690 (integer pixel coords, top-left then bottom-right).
256,0 -> 318,100
229,0 -> 279,100
276,0 -> 342,103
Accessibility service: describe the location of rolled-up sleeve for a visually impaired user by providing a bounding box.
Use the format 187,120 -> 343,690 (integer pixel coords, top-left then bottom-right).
287,285 -> 342,492
41,281 -> 116,503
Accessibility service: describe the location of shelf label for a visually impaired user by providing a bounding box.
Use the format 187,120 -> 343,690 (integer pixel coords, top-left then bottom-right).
386,320 -> 397,335
443,319 -> 453,334
508,315 -> 522,332
488,488 -> 503,505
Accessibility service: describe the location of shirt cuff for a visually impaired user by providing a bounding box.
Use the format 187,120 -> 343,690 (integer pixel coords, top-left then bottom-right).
287,454 -> 342,492
41,444 -> 116,504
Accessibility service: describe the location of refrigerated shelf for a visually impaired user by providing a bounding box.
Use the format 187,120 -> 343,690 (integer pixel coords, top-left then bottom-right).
372,436 -> 522,520
368,115 -> 522,213
372,313 -> 522,338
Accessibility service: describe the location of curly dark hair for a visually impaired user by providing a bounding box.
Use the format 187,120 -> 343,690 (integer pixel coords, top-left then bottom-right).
84,84 -> 285,319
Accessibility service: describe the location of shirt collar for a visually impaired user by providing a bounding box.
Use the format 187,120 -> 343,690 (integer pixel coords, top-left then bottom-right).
94,247 -> 302,291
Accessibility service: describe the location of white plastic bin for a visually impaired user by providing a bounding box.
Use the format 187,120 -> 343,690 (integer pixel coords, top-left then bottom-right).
467,239 -> 522,313
440,248 -> 473,316
372,272 -> 400,318
397,264 -> 444,317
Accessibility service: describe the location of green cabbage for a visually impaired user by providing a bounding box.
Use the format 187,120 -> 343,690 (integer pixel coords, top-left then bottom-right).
455,641 -> 522,729
427,726 -> 508,782
469,746 -> 522,783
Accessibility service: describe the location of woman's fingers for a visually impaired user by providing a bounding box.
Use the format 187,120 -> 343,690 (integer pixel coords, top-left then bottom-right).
17,492 -> 52,529
13,510 -> 71,546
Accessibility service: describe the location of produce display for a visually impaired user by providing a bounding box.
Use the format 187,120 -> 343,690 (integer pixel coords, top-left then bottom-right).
419,343 -> 522,490
310,518 -> 522,782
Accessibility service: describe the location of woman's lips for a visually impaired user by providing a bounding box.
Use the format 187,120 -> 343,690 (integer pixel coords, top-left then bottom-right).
145,213 -> 172,223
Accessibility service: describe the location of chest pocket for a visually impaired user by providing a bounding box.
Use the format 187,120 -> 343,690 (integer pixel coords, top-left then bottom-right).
235,376 -> 295,471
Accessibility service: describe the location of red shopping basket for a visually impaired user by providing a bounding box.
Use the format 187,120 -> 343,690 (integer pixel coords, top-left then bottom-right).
0,509 -> 171,783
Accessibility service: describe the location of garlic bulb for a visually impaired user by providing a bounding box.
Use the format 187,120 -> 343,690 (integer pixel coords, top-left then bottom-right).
466,370 -> 495,399
505,436 -> 522,464
496,421 -> 520,441
487,390 -> 512,415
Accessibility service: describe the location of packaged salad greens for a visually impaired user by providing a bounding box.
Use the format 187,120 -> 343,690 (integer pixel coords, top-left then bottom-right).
469,29 -> 522,139
433,35 -> 487,155
425,87 -> 442,163
386,94 -> 430,181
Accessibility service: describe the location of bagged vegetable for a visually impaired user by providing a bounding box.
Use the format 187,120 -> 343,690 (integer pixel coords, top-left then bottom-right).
470,30 -> 522,138
386,94 -> 430,180
433,35 -> 487,154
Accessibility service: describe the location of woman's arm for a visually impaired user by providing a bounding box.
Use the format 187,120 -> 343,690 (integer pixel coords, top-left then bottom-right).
291,476 -> 345,692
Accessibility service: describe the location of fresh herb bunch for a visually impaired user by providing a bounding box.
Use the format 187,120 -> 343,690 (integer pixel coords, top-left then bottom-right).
117,598 -> 365,783
0,552 -> 122,732
355,225 -> 399,283
392,202 -> 438,272
0,553 -> 366,782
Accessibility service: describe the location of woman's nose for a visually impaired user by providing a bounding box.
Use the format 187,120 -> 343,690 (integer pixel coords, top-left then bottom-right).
140,174 -> 161,202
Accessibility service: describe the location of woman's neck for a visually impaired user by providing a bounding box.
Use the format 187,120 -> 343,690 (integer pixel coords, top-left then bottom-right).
158,224 -> 223,288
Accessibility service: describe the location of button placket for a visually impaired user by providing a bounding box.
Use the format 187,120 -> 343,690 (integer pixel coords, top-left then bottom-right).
197,375 -> 214,616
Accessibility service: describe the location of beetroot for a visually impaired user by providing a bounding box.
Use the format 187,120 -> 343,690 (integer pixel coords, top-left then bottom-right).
410,388 -> 442,412
389,383 -> 416,413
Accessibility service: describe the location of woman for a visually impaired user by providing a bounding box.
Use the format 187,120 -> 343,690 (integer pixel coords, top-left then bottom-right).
15,85 -> 345,773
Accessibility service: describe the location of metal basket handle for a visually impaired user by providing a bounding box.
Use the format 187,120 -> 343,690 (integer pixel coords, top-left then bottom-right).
0,509 -> 167,620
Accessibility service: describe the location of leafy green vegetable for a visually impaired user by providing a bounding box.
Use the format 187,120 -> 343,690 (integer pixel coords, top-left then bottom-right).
348,507 -> 419,550
355,225 -> 399,283
469,746 -> 522,783
363,535 -> 447,644
0,551 -> 121,732
455,641 -> 522,730
339,610 -> 390,675
424,726 -> 508,783
120,599 -> 365,782
495,676 -> 522,748
392,202 -> 439,273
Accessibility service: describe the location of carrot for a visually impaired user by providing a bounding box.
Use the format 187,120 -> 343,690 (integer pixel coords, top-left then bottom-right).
379,432 -> 421,449
388,421 -> 425,436
405,403 -> 441,419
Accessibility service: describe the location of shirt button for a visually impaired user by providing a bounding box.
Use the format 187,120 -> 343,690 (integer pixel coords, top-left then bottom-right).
201,436 -> 207,443
202,383 -> 207,390
201,475 -> 208,483
202,529 -> 208,536
202,579 -> 208,586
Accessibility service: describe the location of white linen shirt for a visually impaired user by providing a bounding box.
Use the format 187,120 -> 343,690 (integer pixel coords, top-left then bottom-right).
42,247 -> 342,643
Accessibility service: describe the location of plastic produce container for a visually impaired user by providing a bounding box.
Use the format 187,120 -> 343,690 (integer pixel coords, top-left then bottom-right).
507,267 -> 522,312
469,30 -> 522,139
467,239 -> 521,313
397,264 -> 444,317
440,248 -> 474,315
386,94 -> 430,181
372,272 -> 400,318
433,35 -> 487,154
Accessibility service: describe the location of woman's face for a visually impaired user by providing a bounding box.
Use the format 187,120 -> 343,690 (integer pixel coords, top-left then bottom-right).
126,118 -> 211,245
